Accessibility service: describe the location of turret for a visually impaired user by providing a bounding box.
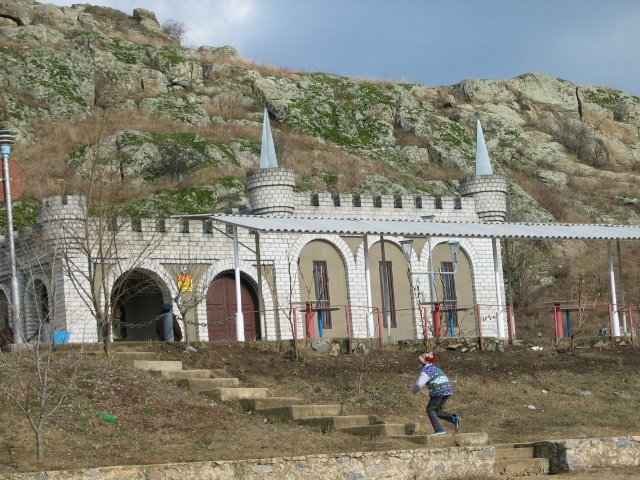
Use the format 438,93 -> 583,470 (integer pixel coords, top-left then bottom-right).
38,195 -> 86,224
246,108 -> 295,215
460,118 -> 507,222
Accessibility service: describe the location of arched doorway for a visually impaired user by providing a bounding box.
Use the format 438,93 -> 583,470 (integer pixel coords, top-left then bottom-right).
298,239 -> 349,339
431,243 -> 475,337
206,272 -> 260,341
0,289 -> 13,345
368,240 -> 413,341
112,270 -> 165,341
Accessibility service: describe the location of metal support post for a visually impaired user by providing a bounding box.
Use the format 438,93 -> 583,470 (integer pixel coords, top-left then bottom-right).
0,130 -> 22,344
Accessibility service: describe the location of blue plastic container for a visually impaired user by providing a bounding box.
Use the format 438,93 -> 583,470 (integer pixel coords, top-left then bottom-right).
53,330 -> 70,344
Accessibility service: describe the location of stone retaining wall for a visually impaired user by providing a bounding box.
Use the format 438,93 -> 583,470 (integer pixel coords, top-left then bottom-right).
4,436 -> 640,479
534,436 -> 640,474
0,446 -> 495,480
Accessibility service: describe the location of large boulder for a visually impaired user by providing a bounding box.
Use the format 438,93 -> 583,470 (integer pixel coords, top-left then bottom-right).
132,8 -> 163,34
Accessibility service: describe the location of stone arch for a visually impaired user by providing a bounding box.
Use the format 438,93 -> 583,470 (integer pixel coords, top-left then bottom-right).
0,284 -> 11,333
105,258 -> 176,303
197,259 -> 274,341
289,234 -> 357,272
108,261 -> 173,342
23,274 -> 53,342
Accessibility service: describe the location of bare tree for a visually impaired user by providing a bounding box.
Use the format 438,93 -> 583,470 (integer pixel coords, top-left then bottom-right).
43,114 -> 173,357
552,113 -> 610,169
171,248 -> 211,346
0,229 -> 82,462
568,271 -> 602,352
504,241 -> 548,308
161,19 -> 187,43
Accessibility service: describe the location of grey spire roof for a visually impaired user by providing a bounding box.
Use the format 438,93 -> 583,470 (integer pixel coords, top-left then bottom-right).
475,118 -> 493,176
259,108 -> 278,169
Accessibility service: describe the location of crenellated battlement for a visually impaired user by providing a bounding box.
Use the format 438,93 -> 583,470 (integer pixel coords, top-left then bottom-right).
32,169 -> 507,242
292,191 -> 479,221
38,195 -> 87,223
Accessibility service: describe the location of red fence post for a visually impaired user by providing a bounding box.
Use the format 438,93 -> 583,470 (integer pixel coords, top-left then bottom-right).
554,303 -> 564,340
433,304 -> 442,339
305,303 -> 314,339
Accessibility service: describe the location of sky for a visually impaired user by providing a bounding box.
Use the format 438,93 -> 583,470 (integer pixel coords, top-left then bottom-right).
46,0 -> 640,96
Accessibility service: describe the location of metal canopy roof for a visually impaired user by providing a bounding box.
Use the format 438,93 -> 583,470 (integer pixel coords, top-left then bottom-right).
211,214 -> 640,241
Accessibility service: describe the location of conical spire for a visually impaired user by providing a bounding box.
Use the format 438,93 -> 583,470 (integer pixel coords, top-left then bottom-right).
259,108 -> 278,169
475,117 -> 493,176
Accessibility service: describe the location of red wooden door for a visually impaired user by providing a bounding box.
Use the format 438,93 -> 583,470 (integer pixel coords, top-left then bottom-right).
206,274 -> 259,341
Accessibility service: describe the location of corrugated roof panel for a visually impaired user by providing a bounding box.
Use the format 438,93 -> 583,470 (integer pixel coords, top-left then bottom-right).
210,215 -> 640,241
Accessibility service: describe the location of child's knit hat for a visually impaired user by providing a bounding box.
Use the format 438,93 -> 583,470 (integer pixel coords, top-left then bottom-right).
418,353 -> 438,365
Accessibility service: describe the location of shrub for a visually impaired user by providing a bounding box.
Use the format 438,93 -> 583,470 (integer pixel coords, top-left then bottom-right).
162,19 -> 187,43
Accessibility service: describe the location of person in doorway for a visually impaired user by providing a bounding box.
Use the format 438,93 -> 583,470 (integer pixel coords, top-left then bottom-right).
0,325 -> 13,346
411,352 -> 460,435
155,303 -> 183,342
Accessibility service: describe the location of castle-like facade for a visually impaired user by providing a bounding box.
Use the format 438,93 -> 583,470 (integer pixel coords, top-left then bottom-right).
0,115 -> 508,345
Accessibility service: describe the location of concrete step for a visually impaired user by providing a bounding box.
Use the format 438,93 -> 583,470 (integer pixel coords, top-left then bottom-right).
181,377 -> 240,391
396,432 -> 489,447
337,422 -> 417,438
132,360 -> 183,372
112,351 -> 156,362
495,458 -> 549,477
240,397 -> 303,411
258,404 -> 343,421
496,446 -> 536,460
201,387 -> 270,401
295,415 -> 379,432
161,369 -> 213,381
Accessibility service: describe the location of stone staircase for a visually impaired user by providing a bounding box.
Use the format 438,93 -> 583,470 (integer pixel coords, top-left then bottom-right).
113,350 -> 550,477
493,443 -> 550,477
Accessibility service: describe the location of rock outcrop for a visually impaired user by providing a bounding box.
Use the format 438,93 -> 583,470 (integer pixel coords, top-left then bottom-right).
0,0 -> 639,227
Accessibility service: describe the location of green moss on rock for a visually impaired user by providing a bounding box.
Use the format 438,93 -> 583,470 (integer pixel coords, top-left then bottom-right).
0,201 -> 38,235
125,186 -> 219,218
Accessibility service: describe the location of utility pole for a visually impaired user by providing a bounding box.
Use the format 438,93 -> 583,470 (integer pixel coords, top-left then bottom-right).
0,128 -> 22,343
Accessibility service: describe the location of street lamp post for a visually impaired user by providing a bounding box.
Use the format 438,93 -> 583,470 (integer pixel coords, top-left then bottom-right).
0,128 -> 22,343
400,238 -> 460,338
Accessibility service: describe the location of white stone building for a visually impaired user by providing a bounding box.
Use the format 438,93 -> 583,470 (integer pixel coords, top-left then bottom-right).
0,115 -> 509,345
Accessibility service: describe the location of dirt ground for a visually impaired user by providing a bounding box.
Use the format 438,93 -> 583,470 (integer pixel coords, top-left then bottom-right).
1,340 -> 639,476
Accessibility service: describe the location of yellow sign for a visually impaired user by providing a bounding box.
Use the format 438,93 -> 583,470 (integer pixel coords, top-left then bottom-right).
177,273 -> 193,292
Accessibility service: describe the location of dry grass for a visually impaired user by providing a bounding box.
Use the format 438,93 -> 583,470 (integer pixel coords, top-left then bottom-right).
197,52 -> 302,80
13,109 -> 264,200
511,170 -> 578,222
394,126 -> 428,148
201,93 -> 252,121
1,342 -> 639,474
412,160 -> 464,183
264,121 -> 370,192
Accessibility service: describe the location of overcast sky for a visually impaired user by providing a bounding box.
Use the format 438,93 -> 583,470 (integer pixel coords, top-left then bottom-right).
46,0 -> 640,96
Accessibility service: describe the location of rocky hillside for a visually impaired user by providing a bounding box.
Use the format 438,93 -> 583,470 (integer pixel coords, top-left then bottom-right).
1,0 -> 640,304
